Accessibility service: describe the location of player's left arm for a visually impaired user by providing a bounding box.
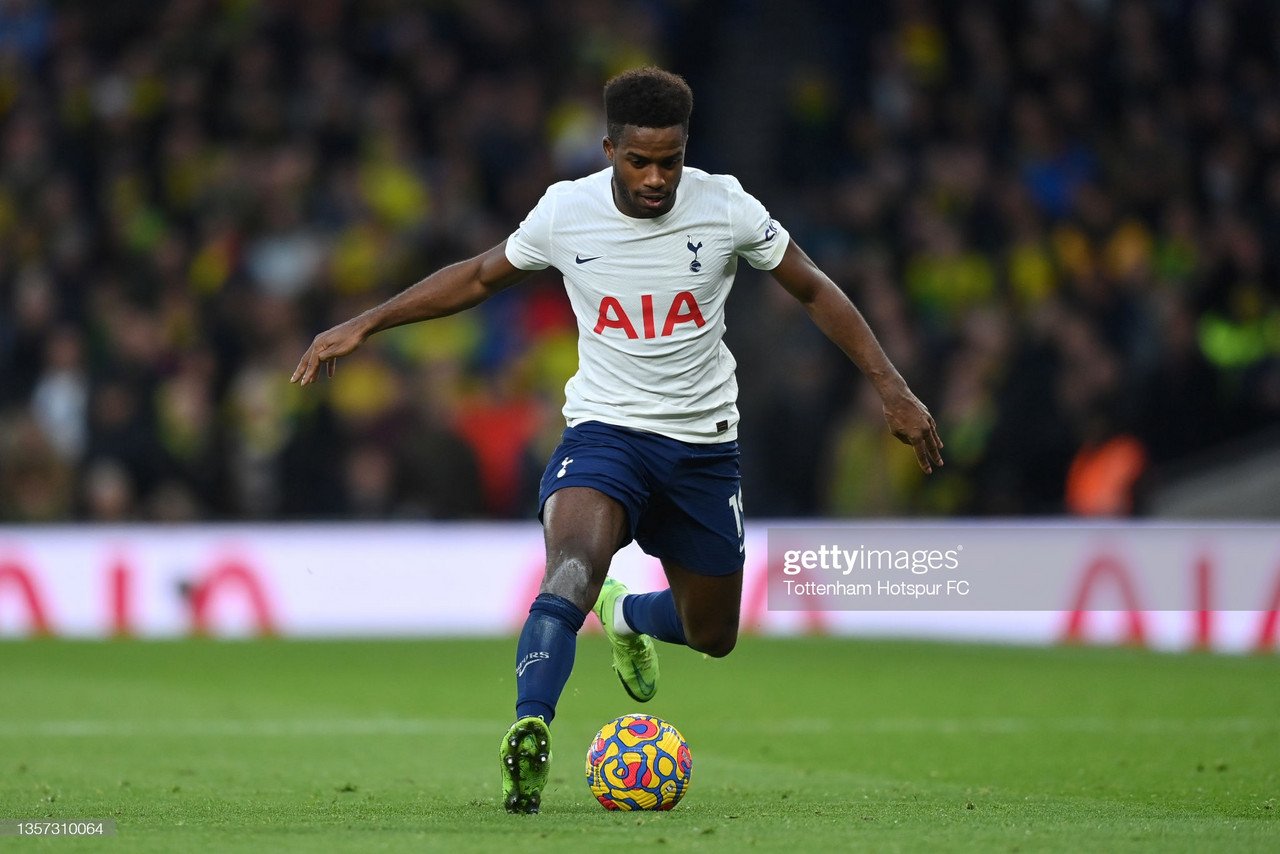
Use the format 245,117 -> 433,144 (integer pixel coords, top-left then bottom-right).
770,241 -> 944,474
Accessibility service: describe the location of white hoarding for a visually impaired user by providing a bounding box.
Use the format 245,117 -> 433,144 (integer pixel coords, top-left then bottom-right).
1,522 -> 1277,652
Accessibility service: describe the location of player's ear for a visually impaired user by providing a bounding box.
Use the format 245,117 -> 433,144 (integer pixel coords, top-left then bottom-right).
602,135 -> 615,162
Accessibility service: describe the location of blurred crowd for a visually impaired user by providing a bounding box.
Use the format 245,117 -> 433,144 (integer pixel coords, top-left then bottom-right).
1,0 -> 1277,522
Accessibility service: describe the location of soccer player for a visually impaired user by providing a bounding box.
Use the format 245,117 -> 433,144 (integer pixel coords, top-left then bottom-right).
291,67 -> 943,813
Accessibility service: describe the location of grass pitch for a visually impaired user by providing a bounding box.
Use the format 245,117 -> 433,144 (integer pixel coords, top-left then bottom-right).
0,636 -> 1277,853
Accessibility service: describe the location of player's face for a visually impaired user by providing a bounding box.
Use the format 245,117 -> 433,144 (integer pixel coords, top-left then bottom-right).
604,125 -> 685,218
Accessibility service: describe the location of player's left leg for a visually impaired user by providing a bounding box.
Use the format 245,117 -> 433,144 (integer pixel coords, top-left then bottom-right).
619,434 -> 744,657
621,560 -> 741,657
594,576 -> 660,702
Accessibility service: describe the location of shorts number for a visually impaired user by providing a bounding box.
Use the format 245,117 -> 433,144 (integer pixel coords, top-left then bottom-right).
727,487 -> 745,552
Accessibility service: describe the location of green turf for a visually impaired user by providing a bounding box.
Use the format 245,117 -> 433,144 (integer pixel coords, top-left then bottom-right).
0,637 -> 1276,853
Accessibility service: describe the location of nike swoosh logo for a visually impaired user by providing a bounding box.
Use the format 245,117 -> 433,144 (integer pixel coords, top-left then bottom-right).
622,665 -> 656,701
575,254 -> 602,264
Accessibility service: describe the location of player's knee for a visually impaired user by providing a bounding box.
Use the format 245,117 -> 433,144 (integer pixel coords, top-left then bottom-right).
541,555 -> 605,613
686,624 -> 737,658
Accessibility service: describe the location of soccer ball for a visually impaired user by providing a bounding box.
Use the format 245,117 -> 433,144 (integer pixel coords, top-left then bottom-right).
585,713 -> 692,811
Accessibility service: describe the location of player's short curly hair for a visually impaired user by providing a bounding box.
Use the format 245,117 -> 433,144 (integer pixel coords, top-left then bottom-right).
604,67 -> 693,141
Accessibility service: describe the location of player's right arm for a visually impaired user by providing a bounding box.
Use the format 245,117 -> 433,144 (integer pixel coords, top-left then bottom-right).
291,241 -> 529,386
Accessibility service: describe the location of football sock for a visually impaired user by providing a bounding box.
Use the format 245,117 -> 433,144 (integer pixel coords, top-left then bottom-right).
621,589 -> 688,646
514,593 -> 587,724
611,595 -> 637,636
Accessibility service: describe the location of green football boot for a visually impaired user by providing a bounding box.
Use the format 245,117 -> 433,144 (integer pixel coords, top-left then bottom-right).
593,577 -> 659,703
500,716 -> 551,814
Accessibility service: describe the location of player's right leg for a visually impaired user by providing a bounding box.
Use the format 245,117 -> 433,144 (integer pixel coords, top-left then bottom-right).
500,715 -> 551,814
538,422 -> 660,704
503,483 -> 628,813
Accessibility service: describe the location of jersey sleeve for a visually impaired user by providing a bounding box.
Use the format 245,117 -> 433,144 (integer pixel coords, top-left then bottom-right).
728,178 -> 790,270
504,187 -> 557,270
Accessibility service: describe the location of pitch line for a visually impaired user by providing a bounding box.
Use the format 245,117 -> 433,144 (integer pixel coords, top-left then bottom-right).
0,718 -> 506,737
0,716 -> 1270,738
738,716 -> 1274,735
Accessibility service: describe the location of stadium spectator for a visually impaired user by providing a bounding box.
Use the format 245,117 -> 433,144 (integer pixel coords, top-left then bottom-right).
2,0 -> 1279,520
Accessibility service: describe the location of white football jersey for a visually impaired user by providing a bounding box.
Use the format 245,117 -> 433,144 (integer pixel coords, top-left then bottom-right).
505,166 -> 790,443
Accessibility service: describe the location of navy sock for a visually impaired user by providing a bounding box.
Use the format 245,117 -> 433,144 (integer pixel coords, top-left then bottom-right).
514,593 -> 587,724
622,589 -> 687,645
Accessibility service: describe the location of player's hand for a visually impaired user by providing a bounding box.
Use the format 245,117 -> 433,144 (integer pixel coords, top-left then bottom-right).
882,388 -> 944,474
290,317 -> 371,386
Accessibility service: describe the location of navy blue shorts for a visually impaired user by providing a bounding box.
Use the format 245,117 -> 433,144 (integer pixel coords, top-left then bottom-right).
537,421 -> 744,576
